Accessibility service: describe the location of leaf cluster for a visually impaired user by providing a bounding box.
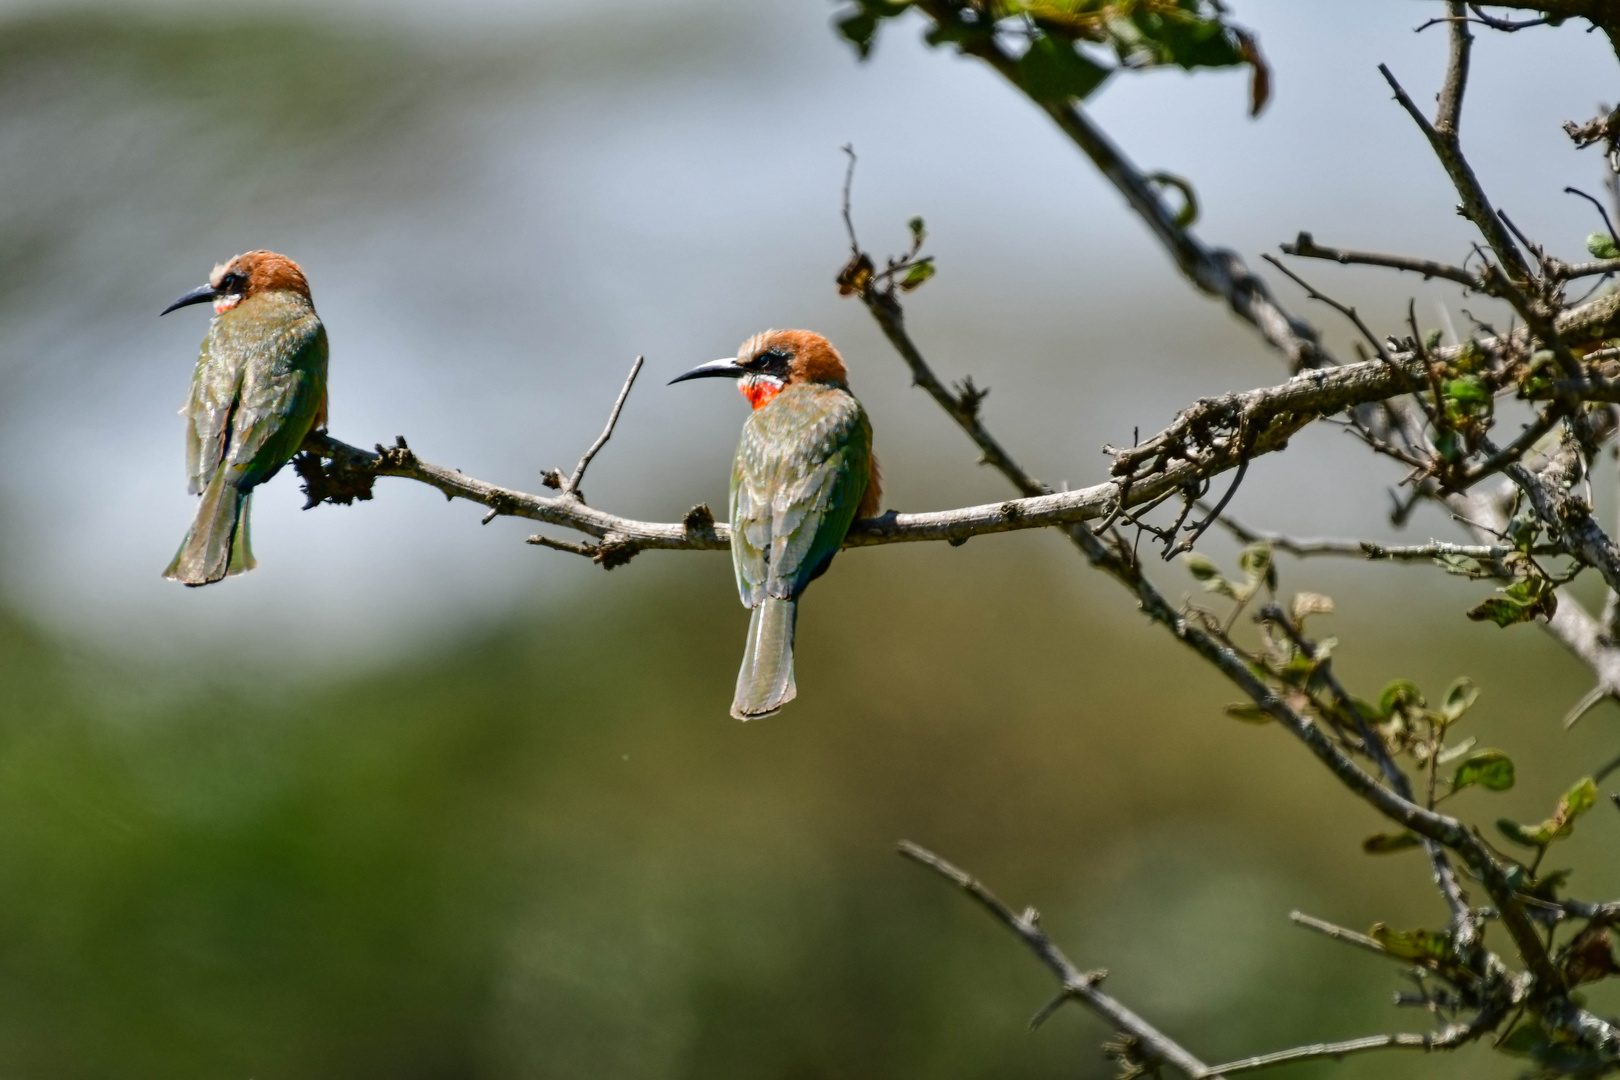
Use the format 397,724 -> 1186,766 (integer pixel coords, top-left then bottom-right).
834,0 -> 1268,113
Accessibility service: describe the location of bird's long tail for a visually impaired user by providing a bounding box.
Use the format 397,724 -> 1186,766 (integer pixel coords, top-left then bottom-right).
732,597 -> 797,720
164,473 -> 256,587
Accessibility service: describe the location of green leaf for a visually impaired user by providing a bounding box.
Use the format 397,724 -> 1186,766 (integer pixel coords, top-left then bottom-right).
1351,696 -> 1388,723
1451,749 -> 1514,792
1224,702 -> 1271,723
1498,817 -> 1557,848
1467,595 -> 1536,627
1526,867 -> 1572,903
1115,5 -> 1245,69
1362,831 -> 1422,854
1370,923 -> 1453,964
1183,552 -> 1235,597
1423,328 -> 1443,351
1496,1019 -> 1545,1056
1432,429 -> 1463,464
1496,779 -> 1598,848
1467,575 -> 1557,627
1184,552 -> 1221,581
897,258 -> 936,292
835,9 -> 880,58
1441,678 -> 1479,722
1588,232 -> 1620,260
1017,34 -> 1110,102
1237,542 -> 1274,590
1378,679 -> 1424,718
1452,341 -> 1486,374
1558,777 -> 1598,829
907,215 -> 927,247
1442,375 -> 1492,408
1434,553 -> 1486,578
833,0 -> 912,59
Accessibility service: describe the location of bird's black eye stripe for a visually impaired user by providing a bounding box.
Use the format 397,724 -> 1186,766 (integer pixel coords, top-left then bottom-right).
748,348 -> 792,377
223,272 -> 246,292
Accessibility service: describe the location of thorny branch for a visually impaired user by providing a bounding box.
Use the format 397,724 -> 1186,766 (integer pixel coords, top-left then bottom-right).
897,841 -> 1219,1080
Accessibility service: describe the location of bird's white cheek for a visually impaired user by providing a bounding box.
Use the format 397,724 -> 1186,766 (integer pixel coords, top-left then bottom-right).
212,293 -> 243,314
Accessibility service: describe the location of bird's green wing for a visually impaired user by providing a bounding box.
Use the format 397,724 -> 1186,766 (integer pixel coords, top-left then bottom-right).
227,314 -> 327,487
186,299 -> 327,492
184,329 -> 245,496
731,387 -> 871,607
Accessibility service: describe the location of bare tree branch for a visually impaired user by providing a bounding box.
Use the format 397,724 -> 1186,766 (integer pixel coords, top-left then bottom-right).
897,841 -> 1221,1080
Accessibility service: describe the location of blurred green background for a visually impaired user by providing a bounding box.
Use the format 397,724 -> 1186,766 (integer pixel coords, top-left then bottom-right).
2,2 -> 1620,1077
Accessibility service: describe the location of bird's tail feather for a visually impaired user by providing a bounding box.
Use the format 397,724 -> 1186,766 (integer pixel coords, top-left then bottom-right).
732,597 -> 796,720
164,474 -> 255,587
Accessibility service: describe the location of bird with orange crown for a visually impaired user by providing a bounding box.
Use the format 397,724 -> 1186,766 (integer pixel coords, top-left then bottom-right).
160,251 -> 328,586
672,330 -> 880,719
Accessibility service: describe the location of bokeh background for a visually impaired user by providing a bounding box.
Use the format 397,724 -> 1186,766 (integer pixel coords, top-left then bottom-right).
1,1 -> 1619,1076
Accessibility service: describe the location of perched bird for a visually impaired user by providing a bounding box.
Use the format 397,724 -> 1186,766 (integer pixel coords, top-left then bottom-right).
672,330 -> 880,719
160,251 -> 328,586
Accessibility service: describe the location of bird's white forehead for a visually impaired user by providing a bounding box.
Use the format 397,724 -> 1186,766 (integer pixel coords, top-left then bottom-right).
737,330 -> 782,363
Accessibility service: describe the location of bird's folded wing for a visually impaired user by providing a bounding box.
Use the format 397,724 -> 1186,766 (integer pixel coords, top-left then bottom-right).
220,318 -> 329,487
731,396 -> 870,606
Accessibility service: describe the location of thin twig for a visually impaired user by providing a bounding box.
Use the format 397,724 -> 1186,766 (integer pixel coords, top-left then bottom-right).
1290,911 -> 1389,956
1202,1031 -> 1468,1077
564,355 -> 644,499
1262,254 -> 1398,366
1280,231 -> 1486,292
1210,514 -> 1531,562
525,534 -> 600,558
840,144 -> 860,253
1566,186 -> 1620,246
1563,683 -> 1613,730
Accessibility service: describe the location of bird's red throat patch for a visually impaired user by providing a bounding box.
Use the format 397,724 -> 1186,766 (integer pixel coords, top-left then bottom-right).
740,376 -> 783,410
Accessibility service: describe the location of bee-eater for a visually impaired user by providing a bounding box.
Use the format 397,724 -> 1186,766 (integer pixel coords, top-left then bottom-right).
672,330 -> 880,720
160,251 -> 328,587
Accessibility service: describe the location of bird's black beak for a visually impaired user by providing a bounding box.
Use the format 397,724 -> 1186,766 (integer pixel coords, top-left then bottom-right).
160,283 -> 220,316
669,358 -> 744,385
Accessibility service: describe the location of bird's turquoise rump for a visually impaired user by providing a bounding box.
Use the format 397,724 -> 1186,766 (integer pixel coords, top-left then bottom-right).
162,251 -> 328,587
672,329 -> 879,720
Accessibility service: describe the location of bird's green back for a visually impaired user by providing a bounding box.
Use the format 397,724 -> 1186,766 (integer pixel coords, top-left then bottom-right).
730,382 -> 871,607
185,291 -> 327,493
